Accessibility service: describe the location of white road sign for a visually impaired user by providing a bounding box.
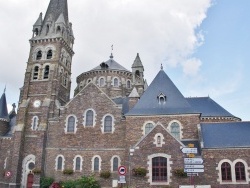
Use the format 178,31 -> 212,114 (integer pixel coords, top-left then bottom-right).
185,165 -> 204,169
181,147 -> 198,154
184,158 -> 203,164
184,168 -> 204,173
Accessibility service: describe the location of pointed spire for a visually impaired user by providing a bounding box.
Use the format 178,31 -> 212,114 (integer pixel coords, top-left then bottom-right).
34,12 -> 43,26
0,91 -> 9,121
132,53 -> 143,68
43,0 -> 69,26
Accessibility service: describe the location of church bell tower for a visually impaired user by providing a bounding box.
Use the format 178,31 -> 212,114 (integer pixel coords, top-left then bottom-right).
9,0 -> 74,187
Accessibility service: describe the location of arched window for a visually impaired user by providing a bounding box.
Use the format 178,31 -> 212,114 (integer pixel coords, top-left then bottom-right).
104,116 -> 112,132
33,66 -> 39,80
75,157 -> 81,171
64,73 -> 68,87
31,116 -> 39,130
86,110 -> 94,126
170,122 -> 180,139
127,80 -> 131,88
56,26 -> 61,33
47,50 -> 53,59
43,65 -> 50,79
145,123 -> 154,135
135,70 -> 140,78
113,157 -> 119,171
100,78 -> 105,87
67,116 -> 75,133
34,28 -> 39,37
235,162 -> 246,181
157,136 -> 161,145
36,51 -> 42,60
113,78 -> 119,87
152,157 -> 167,182
221,162 -> 232,181
57,156 -> 63,171
94,157 -> 100,171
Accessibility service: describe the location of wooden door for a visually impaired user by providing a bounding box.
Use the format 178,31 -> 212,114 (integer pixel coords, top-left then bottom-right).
27,173 -> 34,188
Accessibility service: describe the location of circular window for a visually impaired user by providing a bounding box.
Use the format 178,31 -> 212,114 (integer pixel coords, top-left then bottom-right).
28,162 -> 35,170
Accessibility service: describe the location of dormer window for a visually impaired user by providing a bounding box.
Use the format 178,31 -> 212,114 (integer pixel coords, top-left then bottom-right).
100,62 -> 109,69
56,26 -> 61,33
36,51 -> 42,60
34,28 -> 39,37
47,50 -> 53,59
157,93 -> 166,104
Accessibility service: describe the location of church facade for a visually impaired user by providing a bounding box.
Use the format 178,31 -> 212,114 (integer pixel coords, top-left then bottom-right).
0,0 -> 250,188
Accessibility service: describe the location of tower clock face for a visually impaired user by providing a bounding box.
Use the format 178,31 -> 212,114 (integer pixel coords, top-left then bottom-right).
33,100 -> 41,108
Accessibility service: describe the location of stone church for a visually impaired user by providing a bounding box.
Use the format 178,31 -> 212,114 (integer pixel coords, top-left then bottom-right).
0,0 -> 250,187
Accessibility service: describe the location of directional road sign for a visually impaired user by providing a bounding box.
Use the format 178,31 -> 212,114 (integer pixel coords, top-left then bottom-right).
184,168 -> 204,173
184,158 -> 203,164
181,147 -> 198,154
187,173 -> 198,176
185,165 -> 204,169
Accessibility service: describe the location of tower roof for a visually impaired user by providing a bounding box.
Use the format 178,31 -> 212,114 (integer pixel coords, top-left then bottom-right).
91,54 -> 129,72
126,70 -> 196,116
43,0 -> 69,26
132,53 -> 143,68
0,92 -> 9,121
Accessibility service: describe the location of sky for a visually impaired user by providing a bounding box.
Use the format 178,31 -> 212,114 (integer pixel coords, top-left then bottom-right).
0,0 -> 249,121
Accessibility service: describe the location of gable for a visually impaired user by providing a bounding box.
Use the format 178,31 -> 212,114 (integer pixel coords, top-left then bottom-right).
126,70 -> 197,116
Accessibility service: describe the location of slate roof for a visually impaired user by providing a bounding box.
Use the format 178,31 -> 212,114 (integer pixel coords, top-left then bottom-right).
91,55 -> 130,72
201,122 -> 250,148
186,97 -> 236,118
126,70 -> 197,116
43,0 -> 68,26
0,92 -> 9,120
112,97 -> 129,115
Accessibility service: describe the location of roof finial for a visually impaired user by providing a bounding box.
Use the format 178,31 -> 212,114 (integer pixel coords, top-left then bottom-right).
3,85 -> 6,93
161,64 -> 163,70
110,45 -> 114,59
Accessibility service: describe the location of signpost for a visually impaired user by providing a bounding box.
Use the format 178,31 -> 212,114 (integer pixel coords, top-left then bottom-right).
184,158 -> 203,164
184,168 -> 205,173
181,147 -> 198,154
118,166 -> 127,187
181,145 -> 204,186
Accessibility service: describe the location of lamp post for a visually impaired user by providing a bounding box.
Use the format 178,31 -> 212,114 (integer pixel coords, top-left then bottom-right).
129,147 -> 134,187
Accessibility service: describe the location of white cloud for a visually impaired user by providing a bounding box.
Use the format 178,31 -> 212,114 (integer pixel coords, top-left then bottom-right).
0,0 -> 212,102
182,58 -> 202,76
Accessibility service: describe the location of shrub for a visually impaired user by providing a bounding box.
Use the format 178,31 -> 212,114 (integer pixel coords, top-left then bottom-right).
63,169 -> 74,175
76,176 -> 100,188
100,171 -> 111,179
40,177 -> 54,188
132,167 -> 147,177
60,180 -> 77,188
50,182 -> 61,188
173,168 -> 187,177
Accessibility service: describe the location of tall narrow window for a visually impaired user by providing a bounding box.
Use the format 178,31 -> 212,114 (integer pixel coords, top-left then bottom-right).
94,157 -> 99,171
86,110 -> 94,126
56,26 -> 61,33
32,116 -> 39,130
221,162 -> 232,181
33,66 -> 39,80
170,122 -> 180,139
104,116 -> 112,132
127,80 -> 131,88
67,116 -> 75,133
113,157 -> 119,171
47,50 -> 53,59
46,24 -> 49,35
57,156 -> 63,171
75,157 -> 81,171
100,78 -> 105,87
36,51 -> 42,60
152,157 -> 167,182
145,123 -> 154,135
34,28 -> 39,37
235,162 -> 246,181
113,78 -> 119,87
43,65 -> 50,79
